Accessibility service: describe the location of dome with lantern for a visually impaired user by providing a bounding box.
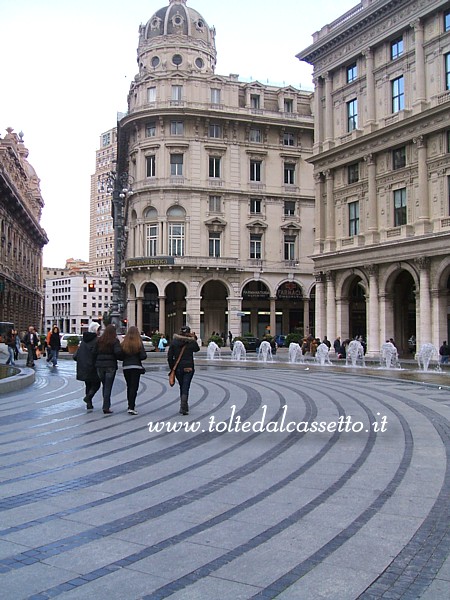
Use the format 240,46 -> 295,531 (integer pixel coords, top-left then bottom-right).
137,0 -> 217,74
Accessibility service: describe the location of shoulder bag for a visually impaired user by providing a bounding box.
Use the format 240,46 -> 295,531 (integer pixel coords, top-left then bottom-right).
169,345 -> 186,386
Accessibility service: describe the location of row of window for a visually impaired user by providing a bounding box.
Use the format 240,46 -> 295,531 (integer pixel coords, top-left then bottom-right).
146,85 -> 295,112
347,188 -> 406,237
144,120 -> 297,146
346,132 -> 450,185
345,10 -> 450,85
143,223 -> 299,261
146,154 -> 298,184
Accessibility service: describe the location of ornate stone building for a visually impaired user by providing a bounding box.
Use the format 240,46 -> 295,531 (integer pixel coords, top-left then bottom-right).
0,128 -> 48,332
297,0 -> 450,355
118,0 -> 316,340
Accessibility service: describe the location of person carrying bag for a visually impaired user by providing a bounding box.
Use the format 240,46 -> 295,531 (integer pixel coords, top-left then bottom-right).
167,326 -> 200,415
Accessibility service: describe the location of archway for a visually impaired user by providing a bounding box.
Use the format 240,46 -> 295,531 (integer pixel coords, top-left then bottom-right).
165,282 -> 187,338
348,277 -> 367,339
142,283 -> 159,335
275,281 -> 304,336
391,270 -> 416,355
200,280 -> 228,343
241,280 -> 270,337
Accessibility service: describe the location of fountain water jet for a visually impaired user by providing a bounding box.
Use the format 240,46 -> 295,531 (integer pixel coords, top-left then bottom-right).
417,343 -> 438,371
346,340 -> 365,367
380,342 -> 400,369
258,340 -> 273,362
206,341 -> 221,360
288,343 -> 304,364
315,343 -> 332,366
231,340 -> 246,361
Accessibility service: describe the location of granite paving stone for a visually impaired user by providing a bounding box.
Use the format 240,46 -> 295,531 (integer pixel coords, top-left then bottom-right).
0,357 -> 448,599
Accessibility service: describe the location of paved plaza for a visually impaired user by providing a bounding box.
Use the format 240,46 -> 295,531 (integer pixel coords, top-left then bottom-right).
0,353 -> 449,599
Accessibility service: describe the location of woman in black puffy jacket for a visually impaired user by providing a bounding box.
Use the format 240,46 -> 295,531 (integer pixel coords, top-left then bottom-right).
167,325 -> 200,415
94,324 -> 123,414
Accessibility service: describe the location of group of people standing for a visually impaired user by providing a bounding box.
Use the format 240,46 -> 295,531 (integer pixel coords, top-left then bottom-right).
74,323 -> 199,417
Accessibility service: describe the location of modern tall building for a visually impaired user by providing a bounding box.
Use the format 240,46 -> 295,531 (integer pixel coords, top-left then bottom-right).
89,128 -> 118,278
297,0 -> 450,355
0,128 -> 48,333
116,0 -> 316,340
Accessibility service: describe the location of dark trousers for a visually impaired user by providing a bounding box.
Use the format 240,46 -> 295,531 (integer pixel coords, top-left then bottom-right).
97,368 -> 117,410
26,346 -> 35,366
84,380 -> 101,403
123,369 -> 142,410
175,368 -> 194,399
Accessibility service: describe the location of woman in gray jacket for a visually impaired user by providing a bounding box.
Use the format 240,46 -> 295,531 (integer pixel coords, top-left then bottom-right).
120,326 -> 147,415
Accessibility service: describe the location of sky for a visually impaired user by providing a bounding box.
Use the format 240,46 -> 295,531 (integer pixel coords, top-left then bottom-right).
1,0 -> 358,267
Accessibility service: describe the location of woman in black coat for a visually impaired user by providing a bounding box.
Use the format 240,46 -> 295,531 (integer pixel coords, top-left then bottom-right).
167,325 -> 200,415
48,326 -> 61,367
73,322 -> 101,411
93,324 -> 123,414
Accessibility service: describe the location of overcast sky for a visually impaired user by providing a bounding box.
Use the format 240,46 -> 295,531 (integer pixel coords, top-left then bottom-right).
1,0 -> 358,266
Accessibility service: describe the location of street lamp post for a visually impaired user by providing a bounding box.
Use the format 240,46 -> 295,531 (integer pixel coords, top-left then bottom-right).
97,167 -> 133,331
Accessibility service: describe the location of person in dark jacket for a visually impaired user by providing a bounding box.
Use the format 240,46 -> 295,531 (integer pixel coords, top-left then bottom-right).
48,325 -> 61,367
167,325 -> 200,415
73,322 -> 101,411
23,325 -> 39,367
121,326 -> 147,415
94,324 -> 123,414
4,328 -> 16,366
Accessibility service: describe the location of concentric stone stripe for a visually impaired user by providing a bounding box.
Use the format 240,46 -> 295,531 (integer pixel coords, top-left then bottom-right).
0,363 -> 448,599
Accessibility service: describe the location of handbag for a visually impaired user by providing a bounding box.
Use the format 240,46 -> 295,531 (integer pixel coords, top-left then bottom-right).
168,345 -> 186,386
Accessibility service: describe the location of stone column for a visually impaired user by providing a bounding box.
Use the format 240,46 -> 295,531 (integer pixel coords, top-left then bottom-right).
136,297 -> 143,332
364,154 -> 379,243
303,299 -> 310,338
314,172 -> 325,252
324,72 -> 334,149
186,295 -> 201,337
270,297 -> 276,338
366,264 -> 380,355
325,170 -> 335,250
412,20 -> 426,108
313,77 -> 323,152
413,135 -> 430,234
416,257 -> 431,349
325,271 -> 336,343
314,272 -> 326,338
158,295 -> 166,334
363,48 -> 376,129
128,298 -> 137,327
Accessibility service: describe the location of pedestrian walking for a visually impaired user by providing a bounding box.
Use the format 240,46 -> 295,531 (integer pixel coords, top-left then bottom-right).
46,328 -> 53,363
158,334 -> 168,352
94,324 -> 123,414
439,341 -> 450,365
13,329 -> 21,361
228,331 -> 233,346
23,326 -> 39,367
48,325 -> 61,367
167,325 -> 200,416
73,322 -> 101,411
121,326 -> 147,415
4,328 -> 16,365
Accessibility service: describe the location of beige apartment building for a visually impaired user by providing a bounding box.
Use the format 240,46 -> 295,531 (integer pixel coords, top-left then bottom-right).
116,0 -> 316,340
298,0 -> 450,356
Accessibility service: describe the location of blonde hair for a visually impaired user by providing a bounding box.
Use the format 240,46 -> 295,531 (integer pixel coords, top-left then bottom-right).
121,326 -> 142,355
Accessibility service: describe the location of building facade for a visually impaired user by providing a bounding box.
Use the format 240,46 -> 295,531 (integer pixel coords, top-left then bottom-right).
89,128 -> 118,279
118,0 -> 316,341
0,128 -> 48,333
43,262 -> 112,334
297,0 -> 450,355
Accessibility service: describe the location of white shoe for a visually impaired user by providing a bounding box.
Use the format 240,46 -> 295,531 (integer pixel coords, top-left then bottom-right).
127,409 -> 138,415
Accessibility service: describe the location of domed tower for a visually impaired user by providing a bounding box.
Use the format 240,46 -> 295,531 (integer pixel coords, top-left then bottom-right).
137,0 -> 216,76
